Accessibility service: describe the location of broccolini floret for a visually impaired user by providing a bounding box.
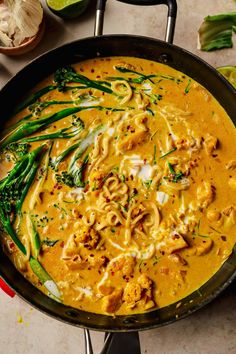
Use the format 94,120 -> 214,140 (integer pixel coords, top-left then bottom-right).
54,65 -> 113,93
1,142 -> 31,161
56,154 -> 89,188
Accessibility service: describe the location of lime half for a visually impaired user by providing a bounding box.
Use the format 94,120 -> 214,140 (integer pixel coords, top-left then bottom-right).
217,66 -> 236,89
47,0 -> 90,19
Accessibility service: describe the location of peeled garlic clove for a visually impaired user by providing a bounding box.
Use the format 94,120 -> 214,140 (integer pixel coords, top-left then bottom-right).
11,0 -> 43,38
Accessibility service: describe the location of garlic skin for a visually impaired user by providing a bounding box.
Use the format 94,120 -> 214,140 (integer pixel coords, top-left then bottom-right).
0,0 -> 43,47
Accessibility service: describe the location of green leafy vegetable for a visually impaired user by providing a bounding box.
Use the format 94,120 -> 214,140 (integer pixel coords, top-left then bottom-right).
198,12 -> 236,51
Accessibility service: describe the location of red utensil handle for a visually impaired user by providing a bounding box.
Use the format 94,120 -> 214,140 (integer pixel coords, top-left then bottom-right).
0,278 -> 15,297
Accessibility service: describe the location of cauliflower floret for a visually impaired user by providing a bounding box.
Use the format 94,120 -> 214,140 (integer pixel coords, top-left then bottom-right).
123,274 -> 155,309
204,134 -> 218,155
228,177 -> 236,190
138,274 -> 152,290
157,233 -> 188,254
108,255 -> 136,277
118,130 -> 149,152
207,209 -> 221,222
102,289 -> 123,313
65,255 -> 85,270
195,238 -> 213,256
75,227 -> 100,250
88,255 -> 109,268
197,182 -> 215,208
138,274 -> 153,300
225,160 -> 236,170
62,234 -> 78,259
123,283 -> 142,306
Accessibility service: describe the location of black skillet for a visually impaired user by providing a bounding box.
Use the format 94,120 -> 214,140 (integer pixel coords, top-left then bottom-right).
0,1 -> 236,353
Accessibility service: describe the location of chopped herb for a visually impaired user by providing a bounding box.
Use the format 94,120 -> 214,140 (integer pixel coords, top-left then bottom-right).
209,226 -> 221,234
143,179 -> 153,189
147,108 -> 154,116
153,256 -> 161,266
115,65 -> 157,84
42,238 -> 59,247
112,166 -> 119,173
92,181 -> 98,191
121,174 -> 126,183
168,162 -> 175,174
193,220 -> 211,238
197,234 -> 210,238
111,228 -> 115,233
184,79 -> 192,94
160,147 -> 177,159
165,162 -> 184,183
148,93 -> 163,104
150,129 -> 158,140
153,144 -> 157,165
127,190 -> 138,203
156,74 -> 183,83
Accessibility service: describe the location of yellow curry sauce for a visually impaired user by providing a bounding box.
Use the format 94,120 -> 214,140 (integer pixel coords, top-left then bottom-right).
0,57 -> 236,315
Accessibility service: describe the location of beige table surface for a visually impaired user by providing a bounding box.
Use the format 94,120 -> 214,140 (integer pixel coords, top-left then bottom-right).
0,1 -> 236,353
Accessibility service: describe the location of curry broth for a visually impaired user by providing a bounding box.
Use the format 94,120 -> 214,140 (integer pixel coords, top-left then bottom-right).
0,57 -> 236,315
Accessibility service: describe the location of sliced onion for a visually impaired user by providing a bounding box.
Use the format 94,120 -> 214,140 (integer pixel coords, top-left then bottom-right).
0,0 -> 43,47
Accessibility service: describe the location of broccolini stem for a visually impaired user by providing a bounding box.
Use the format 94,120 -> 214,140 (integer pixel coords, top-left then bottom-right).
69,124 -> 105,170
15,159 -> 43,216
72,154 -> 89,187
0,107 -> 82,149
1,106 -> 123,148
52,141 -> 81,171
29,257 -> 61,298
27,216 -> 41,259
20,126 -> 82,143
13,85 -> 56,116
0,207 -> 26,254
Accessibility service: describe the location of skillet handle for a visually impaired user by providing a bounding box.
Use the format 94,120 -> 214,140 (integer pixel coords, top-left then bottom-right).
0,278 -> 15,298
103,332 -> 141,354
94,0 -> 177,44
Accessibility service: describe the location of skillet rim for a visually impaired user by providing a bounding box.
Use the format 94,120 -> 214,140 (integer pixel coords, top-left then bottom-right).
0,34 -> 236,332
